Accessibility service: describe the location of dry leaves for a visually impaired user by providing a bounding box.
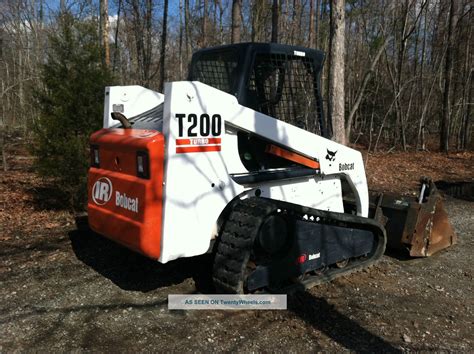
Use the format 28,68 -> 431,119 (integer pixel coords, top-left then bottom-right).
364,150 -> 474,195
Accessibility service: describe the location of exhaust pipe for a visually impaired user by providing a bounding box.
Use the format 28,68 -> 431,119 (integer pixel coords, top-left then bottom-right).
111,112 -> 132,129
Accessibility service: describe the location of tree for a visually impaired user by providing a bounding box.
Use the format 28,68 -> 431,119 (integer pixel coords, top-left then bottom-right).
0,0 -> 471,154
185,0 -> 191,62
159,0 -> 168,92
231,0 -> 242,43
328,0 -> 346,145
345,38 -> 388,142
100,0 -> 110,67
309,0 -> 315,47
271,0 -> 279,43
33,13 -> 114,208
125,0 -> 155,86
202,0 -> 208,46
440,0 -> 458,152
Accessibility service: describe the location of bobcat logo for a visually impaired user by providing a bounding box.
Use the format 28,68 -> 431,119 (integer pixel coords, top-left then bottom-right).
325,149 -> 337,162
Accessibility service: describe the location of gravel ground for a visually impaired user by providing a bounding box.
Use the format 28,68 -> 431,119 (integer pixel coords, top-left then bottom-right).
1,195 -> 472,352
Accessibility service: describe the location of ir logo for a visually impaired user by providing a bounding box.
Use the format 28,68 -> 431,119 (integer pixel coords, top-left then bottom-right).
92,177 -> 113,205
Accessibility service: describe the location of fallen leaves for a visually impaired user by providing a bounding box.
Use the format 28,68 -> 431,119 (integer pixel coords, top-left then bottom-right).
364,150 -> 474,195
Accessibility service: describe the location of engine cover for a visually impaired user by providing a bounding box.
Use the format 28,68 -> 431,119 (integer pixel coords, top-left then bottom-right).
88,128 -> 164,259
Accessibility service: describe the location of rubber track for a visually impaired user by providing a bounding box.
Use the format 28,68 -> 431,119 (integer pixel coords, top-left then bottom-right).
212,198 -> 277,294
212,197 -> 386,294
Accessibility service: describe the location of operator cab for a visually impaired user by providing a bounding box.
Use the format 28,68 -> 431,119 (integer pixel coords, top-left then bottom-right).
188,42 -> 327,173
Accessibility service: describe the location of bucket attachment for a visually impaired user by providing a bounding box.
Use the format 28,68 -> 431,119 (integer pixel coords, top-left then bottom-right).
370,178 -> 457,257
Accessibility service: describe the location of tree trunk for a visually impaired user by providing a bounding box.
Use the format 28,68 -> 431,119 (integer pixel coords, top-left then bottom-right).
416,0 -> 428,149
178,0 -> 183,77
144,0 -> 152,85
100,0 -> 110,68
289,0 -> 298,43
185,0 -> 191,63
271,0 -> 279,43
440,0 -> 457,152
0,127 -> 7,172
251,1 -> 263,42
315,0 -> 321,48
394,1 -> 409,151
159,0 -> 168,92
231,0 -> 241,43
218,0 -> 224,43
130,0 -> 145,84
328,0 -> 346,145
202,0 -> 208,47
112,0 -> 122,73
460,21 -> 472,150
462,69 -> 472,149
308,0 -> 314,47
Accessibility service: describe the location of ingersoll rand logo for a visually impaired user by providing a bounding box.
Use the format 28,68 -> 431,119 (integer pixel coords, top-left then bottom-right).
92,177 -> 113,205
92,177 -> 139,213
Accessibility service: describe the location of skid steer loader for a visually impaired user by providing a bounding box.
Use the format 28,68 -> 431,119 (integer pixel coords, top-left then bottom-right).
87,43 -> 456,293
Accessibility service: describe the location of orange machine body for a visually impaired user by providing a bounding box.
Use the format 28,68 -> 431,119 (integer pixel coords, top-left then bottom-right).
87,128 -> 164,259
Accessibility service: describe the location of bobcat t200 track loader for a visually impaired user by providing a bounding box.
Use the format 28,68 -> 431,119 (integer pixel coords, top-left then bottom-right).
87,43 -> 455,293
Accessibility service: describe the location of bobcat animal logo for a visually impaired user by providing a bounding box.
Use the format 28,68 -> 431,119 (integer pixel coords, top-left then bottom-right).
325,149 -> 337,162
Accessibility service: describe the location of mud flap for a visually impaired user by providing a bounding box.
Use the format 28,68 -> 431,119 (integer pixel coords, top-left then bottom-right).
371,178 -> 457,257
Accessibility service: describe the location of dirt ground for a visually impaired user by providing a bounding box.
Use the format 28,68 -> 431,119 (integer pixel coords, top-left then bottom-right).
1,140 -> 473,352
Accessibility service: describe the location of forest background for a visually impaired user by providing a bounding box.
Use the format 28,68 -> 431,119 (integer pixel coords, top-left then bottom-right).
0,0 -> 472,206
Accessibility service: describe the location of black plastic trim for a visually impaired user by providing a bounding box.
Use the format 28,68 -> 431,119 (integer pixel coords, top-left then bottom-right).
230,167 -> 318,185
